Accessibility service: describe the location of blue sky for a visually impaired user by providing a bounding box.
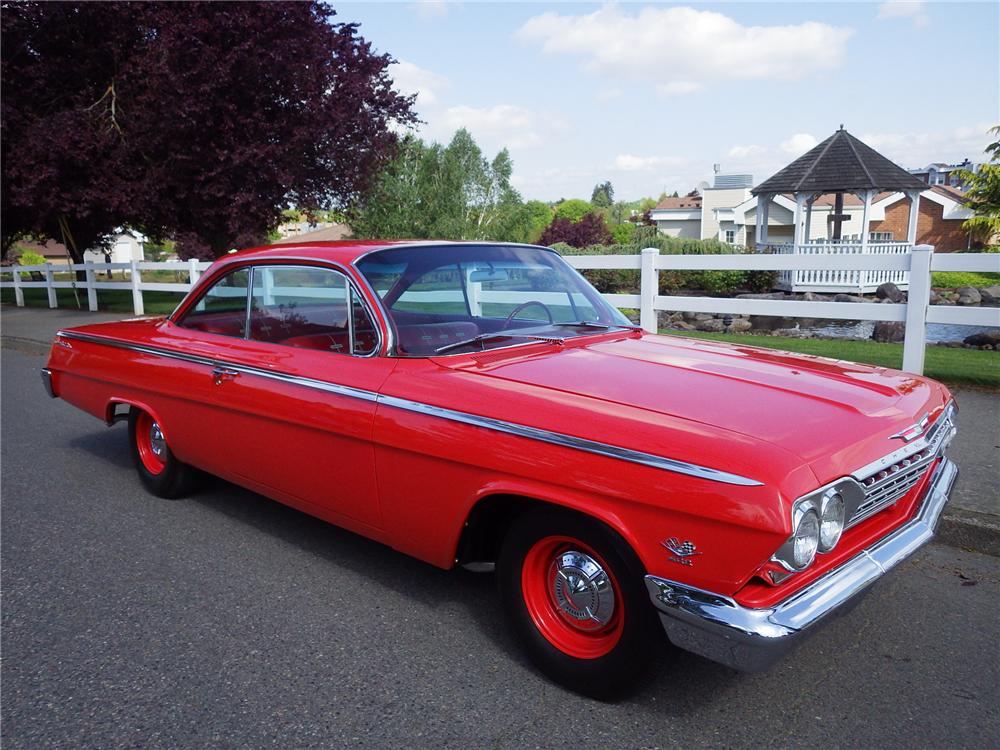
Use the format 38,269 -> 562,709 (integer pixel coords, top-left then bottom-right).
336,1 -> 999,201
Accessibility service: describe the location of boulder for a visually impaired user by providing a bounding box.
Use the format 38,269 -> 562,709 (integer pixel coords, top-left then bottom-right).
955,287 -> 982,305
728,318 -> 753,332
929,290 -> 942,304
693,312 -> 715,321
669,321 -> 696,331
979,285 -> 1000,304
872,321 -> 905,343
802,291 -> 831,302
963,331 -> 1000,347
735,292 -> 787,300
696,318 -> 726,333
833,293 -> 868,303
876,282 -> 905,303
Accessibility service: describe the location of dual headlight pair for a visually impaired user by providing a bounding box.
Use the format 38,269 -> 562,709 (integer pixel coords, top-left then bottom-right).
773,489 -> 846,572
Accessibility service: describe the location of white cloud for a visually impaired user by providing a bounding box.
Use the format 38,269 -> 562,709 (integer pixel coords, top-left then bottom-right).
433,104 -> 566,150
876,1 -> 929,27
389,59 -> 449,106
780,133 -> 819,156
414,1 -> 449,21
614,154 -> 688,172
596,87 -> 623,102
728,144 -> 766,159
859,124 -> 993,168
516,5 -> 853,94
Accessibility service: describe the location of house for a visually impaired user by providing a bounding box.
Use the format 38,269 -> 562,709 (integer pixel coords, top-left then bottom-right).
271,223 -> 351,244
16,229 -> 147,265
908,160 -> 980,190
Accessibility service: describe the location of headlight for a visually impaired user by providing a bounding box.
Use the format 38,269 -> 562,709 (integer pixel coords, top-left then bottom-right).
819,492 -> 845,552
792,510 -> 820,569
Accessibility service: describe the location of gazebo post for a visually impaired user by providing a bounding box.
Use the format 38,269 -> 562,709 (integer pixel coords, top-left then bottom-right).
905,189 -> 922,246
761,195 -> 770,246
859,189 -> 874,252
793,193 -> 807,251
804,195 -> 815,244
755,196 -> 764,246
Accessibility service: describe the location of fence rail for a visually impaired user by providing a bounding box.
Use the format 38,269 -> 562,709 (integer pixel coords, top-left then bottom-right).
1,248 -> 998,375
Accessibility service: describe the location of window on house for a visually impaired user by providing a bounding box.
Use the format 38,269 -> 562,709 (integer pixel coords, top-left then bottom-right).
724,230 -> 736,244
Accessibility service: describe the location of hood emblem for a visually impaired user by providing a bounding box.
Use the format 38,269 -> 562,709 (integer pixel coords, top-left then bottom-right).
889,413 -> 930,443
663,537 -> 701,566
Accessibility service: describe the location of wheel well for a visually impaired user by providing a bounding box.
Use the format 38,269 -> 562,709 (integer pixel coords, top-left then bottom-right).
456,494 -> 623,568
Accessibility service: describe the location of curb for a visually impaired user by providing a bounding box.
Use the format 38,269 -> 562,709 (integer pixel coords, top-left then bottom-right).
937,508 -> 1000,558
4,331 -> 998,557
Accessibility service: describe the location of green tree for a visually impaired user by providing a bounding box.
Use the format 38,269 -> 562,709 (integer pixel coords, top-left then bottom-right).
522,201 -> 555,243
554,199 -> 592,223
956,126 -> 1000,243
590,180 -> 614,208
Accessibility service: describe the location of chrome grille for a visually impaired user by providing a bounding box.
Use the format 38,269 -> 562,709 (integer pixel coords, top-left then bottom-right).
849,404 -> 956,527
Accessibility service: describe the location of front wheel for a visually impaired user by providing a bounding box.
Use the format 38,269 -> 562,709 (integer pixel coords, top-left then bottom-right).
497,508 -> 665,699
128,408 -> 196,498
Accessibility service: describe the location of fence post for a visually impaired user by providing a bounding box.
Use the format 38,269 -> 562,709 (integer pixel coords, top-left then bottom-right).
640,247 -> 659,333
902,244 -> 933,375
84,263 -> 98,312
130,259 -> 144,315
188,258 -> 200,289
44,263 -> 58,308
12,267 -> 24,306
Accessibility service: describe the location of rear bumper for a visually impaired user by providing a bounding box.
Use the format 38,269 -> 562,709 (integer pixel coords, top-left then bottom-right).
645,457 -> 959,672
40,368 -> 56,398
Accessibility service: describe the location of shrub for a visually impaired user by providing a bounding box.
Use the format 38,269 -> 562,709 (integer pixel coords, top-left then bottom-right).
690,270 -> 745,295
539,212 -> 613,248
17,249 -> 46,266
610,222 -> 635,245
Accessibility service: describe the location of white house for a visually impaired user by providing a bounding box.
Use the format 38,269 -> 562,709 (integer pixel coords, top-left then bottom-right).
82,229 -> 147,263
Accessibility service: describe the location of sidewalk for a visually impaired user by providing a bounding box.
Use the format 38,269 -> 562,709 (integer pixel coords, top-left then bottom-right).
3,304 -> 998,554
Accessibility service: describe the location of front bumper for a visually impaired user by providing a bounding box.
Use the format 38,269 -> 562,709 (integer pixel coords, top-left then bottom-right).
645,457 -> 959,672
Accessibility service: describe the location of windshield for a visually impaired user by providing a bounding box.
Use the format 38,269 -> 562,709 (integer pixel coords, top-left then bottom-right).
356,244 -> 633,356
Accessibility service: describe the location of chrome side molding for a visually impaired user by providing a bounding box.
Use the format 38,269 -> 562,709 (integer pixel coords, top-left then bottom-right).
54,330 -> 762,487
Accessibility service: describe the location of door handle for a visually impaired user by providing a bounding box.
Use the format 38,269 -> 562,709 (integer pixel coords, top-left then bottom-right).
212,367 -> 240,386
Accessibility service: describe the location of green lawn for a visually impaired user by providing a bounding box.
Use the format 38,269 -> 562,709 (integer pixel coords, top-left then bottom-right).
662,330 -> 999,390
931,271 -> 1000,288
0,287 -> 184,315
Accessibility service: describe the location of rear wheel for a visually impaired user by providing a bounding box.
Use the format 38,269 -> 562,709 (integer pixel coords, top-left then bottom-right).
498,508 -> 665,699
128,408 -> 196,498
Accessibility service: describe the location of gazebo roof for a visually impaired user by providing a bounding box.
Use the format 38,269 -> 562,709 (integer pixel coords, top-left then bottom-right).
752,128 -> 926,195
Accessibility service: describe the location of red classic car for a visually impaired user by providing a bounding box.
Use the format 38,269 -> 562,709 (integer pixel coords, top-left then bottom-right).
42,241 -> 958,698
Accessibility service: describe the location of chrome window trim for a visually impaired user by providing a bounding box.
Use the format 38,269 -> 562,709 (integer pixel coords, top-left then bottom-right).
173,261 -> 383,359
54,330 -> 762,487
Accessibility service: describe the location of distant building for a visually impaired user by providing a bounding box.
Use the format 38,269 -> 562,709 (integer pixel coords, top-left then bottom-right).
271,223 -> 351,244
16,229 -> 147,265
908,160 -> 980,190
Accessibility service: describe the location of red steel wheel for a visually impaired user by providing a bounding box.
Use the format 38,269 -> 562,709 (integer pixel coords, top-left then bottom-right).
520,535 -> 625,659
134,410 -> 167,476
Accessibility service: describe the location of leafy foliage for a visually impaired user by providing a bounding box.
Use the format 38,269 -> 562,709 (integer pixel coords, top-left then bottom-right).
553,199 -> 593,224
590,181 -> 614,208
17,249 -> 45,266
350,129 -> 529,242
956,126 -> 1000,243
1,1 -> 415,259
538,213 -> 613,248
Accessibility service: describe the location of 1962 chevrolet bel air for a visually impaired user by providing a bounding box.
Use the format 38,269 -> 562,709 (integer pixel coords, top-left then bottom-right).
43,241 -> 958,698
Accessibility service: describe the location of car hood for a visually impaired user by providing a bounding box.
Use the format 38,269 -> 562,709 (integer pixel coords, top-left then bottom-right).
446,332 -> 949,483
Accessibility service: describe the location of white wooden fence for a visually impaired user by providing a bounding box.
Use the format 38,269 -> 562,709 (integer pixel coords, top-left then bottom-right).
1,247 -> 998,375
763,241 -> 912,292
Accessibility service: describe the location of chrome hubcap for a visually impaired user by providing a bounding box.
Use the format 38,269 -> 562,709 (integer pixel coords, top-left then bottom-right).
149,422 -> 166,459
550,550 -> 615,629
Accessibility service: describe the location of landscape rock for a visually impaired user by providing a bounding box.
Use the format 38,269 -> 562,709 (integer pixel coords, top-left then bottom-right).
979,285 -> 1000,304
802,291 -> 831,302
727,318 -> 753,332
735,292 -> 786,300
955,287 -> 982,305
696,318 -> 726,333
962,331 -> 1000,348
876,282 -> 906,303
872,321 -> 905,343
929,290 -> 942,304
669,321 -> 696,331
833,293 -> 868,303
693,312 -> 715,321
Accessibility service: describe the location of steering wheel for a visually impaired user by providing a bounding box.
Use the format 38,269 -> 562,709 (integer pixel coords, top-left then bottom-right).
500,301 -> 554,330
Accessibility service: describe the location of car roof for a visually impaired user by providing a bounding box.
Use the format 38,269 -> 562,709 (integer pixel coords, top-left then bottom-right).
223,239 -> 553,268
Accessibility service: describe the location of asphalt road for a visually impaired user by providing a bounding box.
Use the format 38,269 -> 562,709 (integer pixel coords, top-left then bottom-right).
3,346 -> 999,749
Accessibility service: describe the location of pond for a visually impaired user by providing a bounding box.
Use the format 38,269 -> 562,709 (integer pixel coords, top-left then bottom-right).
795,319 -> 999,343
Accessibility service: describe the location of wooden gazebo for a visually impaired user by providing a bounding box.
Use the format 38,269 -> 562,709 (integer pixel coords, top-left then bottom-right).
751,127 -> 928,291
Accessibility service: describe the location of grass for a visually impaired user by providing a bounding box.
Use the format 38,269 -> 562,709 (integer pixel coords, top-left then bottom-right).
662,330 -> 999,390
931,271 -> 1000,288
0,287 -> 184,315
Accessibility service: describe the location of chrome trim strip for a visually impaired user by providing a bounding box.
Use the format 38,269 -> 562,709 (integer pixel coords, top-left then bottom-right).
851,402 -> 955,481
376,394 -> 762,486
645,458 -> 958,672
55,330 -> 762,486
40,368 -> 56,398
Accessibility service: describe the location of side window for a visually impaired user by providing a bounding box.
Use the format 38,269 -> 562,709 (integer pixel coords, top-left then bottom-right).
178,269 -> 250,337
249,265 -> 377,355
392,264 -> 469,315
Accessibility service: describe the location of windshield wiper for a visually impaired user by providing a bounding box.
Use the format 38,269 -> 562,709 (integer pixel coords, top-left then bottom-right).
435,332 -> 565,355
553,321 -> 642,331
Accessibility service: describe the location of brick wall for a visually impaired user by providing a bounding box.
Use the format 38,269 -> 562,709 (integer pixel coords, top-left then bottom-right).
870,197 -> 970,252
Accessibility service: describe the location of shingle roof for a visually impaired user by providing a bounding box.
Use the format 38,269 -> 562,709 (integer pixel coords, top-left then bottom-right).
654,196 -> 702,209
752,128 -> 927,195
